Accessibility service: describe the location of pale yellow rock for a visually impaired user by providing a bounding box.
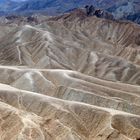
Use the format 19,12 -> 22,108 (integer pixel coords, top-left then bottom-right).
0,10 -> 140,140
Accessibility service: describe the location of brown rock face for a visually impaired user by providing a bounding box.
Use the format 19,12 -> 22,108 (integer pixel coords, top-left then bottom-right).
0,11 -> 140,140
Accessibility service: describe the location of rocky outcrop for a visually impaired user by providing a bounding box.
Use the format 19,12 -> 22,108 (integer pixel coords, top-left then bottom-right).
85,5 -> 114,20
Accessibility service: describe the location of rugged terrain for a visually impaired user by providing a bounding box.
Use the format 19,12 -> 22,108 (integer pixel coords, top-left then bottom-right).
0,0 -> 140,24
0,9 -> 140,140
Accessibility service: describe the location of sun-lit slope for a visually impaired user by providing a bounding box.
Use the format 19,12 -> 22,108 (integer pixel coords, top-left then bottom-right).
0,66 -> 140,117
0,10 -> 140,140
0,83 -> 140,140
0,10 -> 140,85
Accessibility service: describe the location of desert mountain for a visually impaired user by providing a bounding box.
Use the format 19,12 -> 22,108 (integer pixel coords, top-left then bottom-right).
0,9 -> 140,140
0,0 -> 140,24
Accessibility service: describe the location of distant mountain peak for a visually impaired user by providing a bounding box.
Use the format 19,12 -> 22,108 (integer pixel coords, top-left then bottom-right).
0,0 -> 139,24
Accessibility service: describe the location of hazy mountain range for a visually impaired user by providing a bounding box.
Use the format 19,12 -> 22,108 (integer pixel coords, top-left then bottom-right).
0,0 -> 140,23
